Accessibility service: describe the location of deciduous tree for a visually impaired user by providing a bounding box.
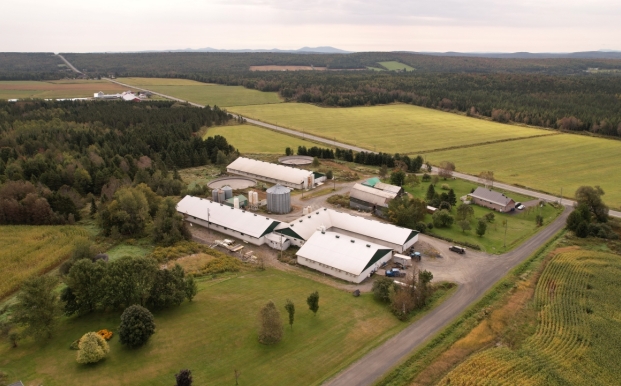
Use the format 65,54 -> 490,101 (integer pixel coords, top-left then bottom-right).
76,332 -> 109,364
11,275 -> 61,339
438,161 -> 455,179
118,305 -> 156,348
258,301 -> 283,344
307,291 -> 319,316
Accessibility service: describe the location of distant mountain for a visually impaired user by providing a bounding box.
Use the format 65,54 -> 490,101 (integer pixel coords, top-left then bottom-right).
133,46 -> 353,54
413,50 -> 621,59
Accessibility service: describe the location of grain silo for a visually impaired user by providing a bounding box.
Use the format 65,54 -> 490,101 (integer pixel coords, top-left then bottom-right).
212,189 -> 219,202
217,189 -> 225,203
266,184 -> 291,214
222,185 -> 233,200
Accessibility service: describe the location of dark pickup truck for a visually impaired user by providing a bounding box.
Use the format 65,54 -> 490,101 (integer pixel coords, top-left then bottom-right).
449,246 -> 466,254
385,268 -> 406,277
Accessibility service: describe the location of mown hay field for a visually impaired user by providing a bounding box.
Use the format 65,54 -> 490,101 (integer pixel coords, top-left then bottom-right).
205,124 -> 327,153
0,226 -> 90,299
425,133 -> 621,209
0,80 -> 127,99
378,61 -> 415,71
227,103 -> 551,154
1,268 -> 425,385
438,249 -> 621,385
119,77 -> 283,107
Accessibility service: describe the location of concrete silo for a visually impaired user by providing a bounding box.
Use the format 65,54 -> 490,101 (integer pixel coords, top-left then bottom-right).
266,184 -> 291,214
222,185 -> 233,200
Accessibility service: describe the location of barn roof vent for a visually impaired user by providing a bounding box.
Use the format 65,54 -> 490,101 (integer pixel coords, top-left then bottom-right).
351,240 -> 355,243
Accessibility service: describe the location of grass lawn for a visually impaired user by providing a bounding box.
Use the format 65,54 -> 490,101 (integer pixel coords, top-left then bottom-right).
404,178 -> 563,253
425,133 -> 621,210
105,242 -> 153,261
119,78 -> 283,107
0,80 -> 127,99
0,226 -> 91,299
439,248 -> 621,385
227,103 -> 551,154
378,61 -> 415,71
0,269 -> 451,386
204,124 -> 326,154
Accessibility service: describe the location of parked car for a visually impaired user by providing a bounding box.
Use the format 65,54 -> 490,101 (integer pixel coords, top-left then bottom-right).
515,202 -> 525,210
385,268 -> 405,277
449,246 -> 466,254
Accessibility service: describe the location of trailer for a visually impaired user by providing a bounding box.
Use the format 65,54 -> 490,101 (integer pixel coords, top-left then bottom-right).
393,253 -> 413,268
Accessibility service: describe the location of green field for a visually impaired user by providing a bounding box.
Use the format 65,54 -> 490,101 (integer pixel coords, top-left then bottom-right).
228,103 -> 549,153
205,124 -> 326,153
0,226 -> 90,299
119,78 -> 283,107
0,80 -> 127,99
0,269 -> 443,386
378,61 -> 415,71
439,249 -> 621,385
425,134 -> 621,209
405,178 -> 562,253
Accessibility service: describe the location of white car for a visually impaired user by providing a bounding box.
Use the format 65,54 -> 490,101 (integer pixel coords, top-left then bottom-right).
516,204 -> 525,210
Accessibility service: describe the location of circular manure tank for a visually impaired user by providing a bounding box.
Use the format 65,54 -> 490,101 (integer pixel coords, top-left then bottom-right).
207,176 -> 257,190
278,155 -> 313,166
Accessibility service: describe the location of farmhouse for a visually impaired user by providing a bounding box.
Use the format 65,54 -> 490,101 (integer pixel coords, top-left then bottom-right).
349,183 -> 397,213
227,157 -> 315,189
275,207 -> 418,253
176,195 -> 280,246
297,231 -> 393,283
469,187 -> 515,212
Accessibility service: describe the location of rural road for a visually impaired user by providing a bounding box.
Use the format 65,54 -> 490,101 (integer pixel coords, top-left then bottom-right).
56,54 -> 83,74
323,206 -> 571,386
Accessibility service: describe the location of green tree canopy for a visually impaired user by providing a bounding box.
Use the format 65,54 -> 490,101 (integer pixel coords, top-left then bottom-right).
11,275 -> 61,339
118,305 -> 156,348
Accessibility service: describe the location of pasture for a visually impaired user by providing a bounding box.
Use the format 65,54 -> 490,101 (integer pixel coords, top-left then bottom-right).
439,249 -> 621,385
0,226 -> 90,299
425,133 -> 621,209
228,103 -> 549,154
0,80 -> 127,100
378,61 -> 415,71
204,124 -> 326,154
119,77 -> 283,107
0,268 -> 449,386
404,178 -> 562,253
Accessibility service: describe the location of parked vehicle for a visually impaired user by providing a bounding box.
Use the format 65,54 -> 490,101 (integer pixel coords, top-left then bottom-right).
385,268 -> 406,277
449,246 -> 466,254
517,204 -> 525,210
410,252 -> 422,261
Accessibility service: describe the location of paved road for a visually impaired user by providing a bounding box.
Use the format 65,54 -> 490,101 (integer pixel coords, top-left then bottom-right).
323,206 -> 571,386
56,54 -> 82,74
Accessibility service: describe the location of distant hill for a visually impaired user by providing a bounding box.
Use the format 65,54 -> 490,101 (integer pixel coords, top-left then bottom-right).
133,46 -> 353,54
414,50 -> 621,59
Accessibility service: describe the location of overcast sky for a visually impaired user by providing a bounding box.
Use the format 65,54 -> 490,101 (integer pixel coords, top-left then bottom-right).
2,0 -> 620,52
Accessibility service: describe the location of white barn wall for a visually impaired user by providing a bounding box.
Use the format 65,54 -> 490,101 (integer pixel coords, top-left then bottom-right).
297,250 -> 392,284
183,216 -> 267,246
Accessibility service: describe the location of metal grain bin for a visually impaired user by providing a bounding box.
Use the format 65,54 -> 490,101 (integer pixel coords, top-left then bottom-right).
266,184 -> 291,214
212,189 -> 219,202
222,185 -> 233,200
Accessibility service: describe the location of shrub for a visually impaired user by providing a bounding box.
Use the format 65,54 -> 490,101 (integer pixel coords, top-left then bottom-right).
416,221 -> 427,233
432,209 -> 454,228
422,173 -> 431,182
197,255 -> 242,276
258,301 -> 283,345
175,369 -> 193,386
97,329 -> 113,340
373,277 -> 396,303
76,332 -> 110,364
327,194 -> 350,207
118,305 -> 156,348
441,184 -> 450,190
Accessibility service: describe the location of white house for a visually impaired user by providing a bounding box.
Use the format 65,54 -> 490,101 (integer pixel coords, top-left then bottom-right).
227,157 -> 314,189
275,207 -> 418,253
296,231 -> 393,283
176,195 -> 280,246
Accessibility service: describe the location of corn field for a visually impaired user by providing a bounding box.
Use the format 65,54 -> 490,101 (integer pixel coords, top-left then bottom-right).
437,250 -> 621,386
0,225 -> 89,299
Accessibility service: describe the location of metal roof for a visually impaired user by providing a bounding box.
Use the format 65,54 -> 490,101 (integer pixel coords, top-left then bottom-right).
275,207 -> 417,247
350,183 -> 397,207
266,184 -> 290,194
176,195 -> 280,238
297,231 -> 392,275
227,157 -> 312,185
469,187 -> 514,206
374,182 -> 403,195
362,177 -> 380,187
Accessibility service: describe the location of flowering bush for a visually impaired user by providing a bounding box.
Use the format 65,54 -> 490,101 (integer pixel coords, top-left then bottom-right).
97,329 -> 113,340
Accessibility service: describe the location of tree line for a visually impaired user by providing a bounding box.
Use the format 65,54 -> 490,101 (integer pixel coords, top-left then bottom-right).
0,100 -> 236,225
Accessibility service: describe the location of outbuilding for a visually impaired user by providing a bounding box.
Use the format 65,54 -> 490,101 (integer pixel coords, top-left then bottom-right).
176,195 -> 280,246
468,187 -> 515,212
349,183 -> 397,213
227,157 -> 314,189
296,231 -> 393,283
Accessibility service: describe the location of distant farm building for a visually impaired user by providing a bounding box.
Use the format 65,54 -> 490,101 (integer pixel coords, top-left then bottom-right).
468,187 -> 515,212
93,91 -> 122,99
176,196 -> 280,246
227,157 -> 315,189
296,231 -> 393,283
349,183 -> 397,214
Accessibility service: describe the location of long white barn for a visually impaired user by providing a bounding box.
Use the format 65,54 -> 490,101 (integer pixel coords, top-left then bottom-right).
275,207 -> 418,253
177,195 -> 280,246
297,231 -> 393,283
227,157 -> 314,189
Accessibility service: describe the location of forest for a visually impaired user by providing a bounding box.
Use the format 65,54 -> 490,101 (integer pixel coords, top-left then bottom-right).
0,100 -> 236,225
0,53 -> 71,80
